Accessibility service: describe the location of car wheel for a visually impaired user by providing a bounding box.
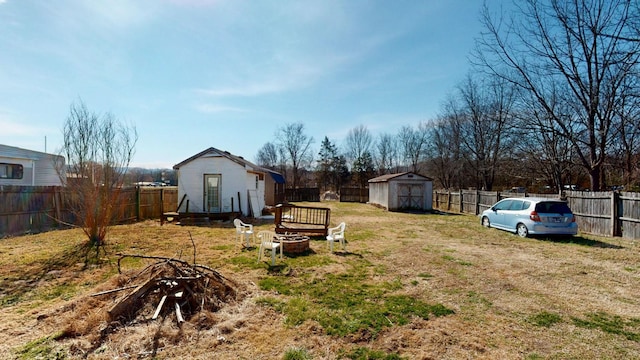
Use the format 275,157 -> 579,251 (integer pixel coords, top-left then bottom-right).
516,223 -> 529,237
481,216 -> 490,228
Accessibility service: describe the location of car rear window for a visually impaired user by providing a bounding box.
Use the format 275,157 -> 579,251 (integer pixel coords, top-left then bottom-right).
535,202 -> 572,214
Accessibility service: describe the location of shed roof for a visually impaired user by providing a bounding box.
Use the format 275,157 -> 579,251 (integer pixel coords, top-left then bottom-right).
368,172 -> 433,183
172,147 -> 284,181
173,147 -> 262,171
0,144 -> 63,161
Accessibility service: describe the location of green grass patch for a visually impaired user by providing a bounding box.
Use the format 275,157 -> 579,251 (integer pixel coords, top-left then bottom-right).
40,283 -> 77,301
338,347 -> 406,360
17,332 -> 66,360
283,347 -> 313,360
442,254 -> 472,266
466,291 -> 492,308
257,260 -> 454,337
0,292 -> 23,307
572,312 -> 640,342
528,311 -> 563,327
258,276 -> 293,295
210,244 -> 234,251
227,254 -> 265,269
286,254 -> 334,268
255,296 -> 285,311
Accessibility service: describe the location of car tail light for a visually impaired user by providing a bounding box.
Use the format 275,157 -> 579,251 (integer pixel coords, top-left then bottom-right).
570,214 -> 576,222
530,211 -> 541,222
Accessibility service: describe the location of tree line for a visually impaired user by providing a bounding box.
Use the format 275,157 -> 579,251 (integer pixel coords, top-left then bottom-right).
257,0 -> 640,193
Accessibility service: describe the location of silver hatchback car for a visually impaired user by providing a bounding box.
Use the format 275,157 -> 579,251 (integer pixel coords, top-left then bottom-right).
480,197 -> 578,237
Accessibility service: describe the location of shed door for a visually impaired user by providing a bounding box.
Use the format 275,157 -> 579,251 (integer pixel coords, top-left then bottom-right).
204,174 -> 221,213
398,183 -> 423,210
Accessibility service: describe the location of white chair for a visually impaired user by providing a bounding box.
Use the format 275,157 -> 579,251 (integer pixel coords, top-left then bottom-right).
326,222 -> 346,252
234,218 -> 254,247
257,230 -> 283,265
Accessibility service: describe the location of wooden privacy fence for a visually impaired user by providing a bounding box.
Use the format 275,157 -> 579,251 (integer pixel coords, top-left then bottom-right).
339,187 -> 369,203
285,188 -> 320,202
433,189 -> 640,239
0,186 -> 178,238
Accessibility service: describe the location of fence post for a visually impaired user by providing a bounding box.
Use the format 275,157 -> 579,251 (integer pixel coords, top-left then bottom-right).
475,190 -> 480,216
53,187 -> 61,227
611,191 -> 620,237
160,188 -> 165,218
136,186 -> 141,221
459,190 -> 463,213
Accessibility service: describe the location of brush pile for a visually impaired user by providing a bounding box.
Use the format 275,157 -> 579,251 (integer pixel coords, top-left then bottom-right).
94,253 -> 238,325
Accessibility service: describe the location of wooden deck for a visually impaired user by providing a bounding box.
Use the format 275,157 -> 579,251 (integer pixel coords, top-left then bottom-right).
161,211 -> 240,225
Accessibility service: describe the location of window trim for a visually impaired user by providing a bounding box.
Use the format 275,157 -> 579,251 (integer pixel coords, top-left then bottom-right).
0,162 -> 24,179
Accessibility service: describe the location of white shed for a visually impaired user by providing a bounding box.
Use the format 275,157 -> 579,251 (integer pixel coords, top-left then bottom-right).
368,172 -> 433,211
0,144 -> 65,186
173,147 -> 271,217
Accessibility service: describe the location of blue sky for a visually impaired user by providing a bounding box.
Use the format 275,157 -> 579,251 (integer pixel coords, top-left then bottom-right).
0,0 -> 502,169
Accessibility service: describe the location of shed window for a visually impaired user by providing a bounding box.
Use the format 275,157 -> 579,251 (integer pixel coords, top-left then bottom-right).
0,163 -> 23,179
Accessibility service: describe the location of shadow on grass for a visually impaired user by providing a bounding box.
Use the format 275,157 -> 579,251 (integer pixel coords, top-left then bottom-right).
331,251 -> 363,258
1,241 -> 96,306
535,235 -> 624,249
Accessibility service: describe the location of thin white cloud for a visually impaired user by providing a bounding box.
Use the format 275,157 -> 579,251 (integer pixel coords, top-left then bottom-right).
191,1 -> 414,100
0,117 -> 43,136
195,103 -> 250,114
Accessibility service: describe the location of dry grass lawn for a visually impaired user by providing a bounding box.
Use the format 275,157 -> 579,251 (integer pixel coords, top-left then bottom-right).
0,201 -> 639,359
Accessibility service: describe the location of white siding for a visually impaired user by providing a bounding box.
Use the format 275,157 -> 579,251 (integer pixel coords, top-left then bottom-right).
176,153 -> 266,217
368,182 -> 389,209
0,145 -> 64,186
368,172 -> 433,211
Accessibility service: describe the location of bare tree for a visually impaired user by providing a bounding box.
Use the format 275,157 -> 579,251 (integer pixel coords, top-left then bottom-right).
276,123 -> 314,189
397,123 -> 429,173
610,74 -> 640,188
474,0 -> 640,190
448,74 -> 516,190
516,87 -> 579,192
344,125 -> 373,166
425,114 -> 463,189
256,142 -> 281,170
57,100 -> 137,252
374,132 -> 399,175
344,125 -> 374,186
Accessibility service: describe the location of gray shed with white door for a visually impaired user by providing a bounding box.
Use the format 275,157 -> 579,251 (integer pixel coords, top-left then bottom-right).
368,172 -> 433,211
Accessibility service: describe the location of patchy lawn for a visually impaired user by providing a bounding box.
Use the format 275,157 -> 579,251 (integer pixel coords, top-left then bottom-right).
0,202 -> 639,359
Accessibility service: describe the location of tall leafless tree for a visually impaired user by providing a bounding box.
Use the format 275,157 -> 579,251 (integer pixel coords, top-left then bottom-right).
374,132 -> 399,175
57,100 -> 137,253
449,74 -> 516,190
256,142 -> 281,170
474,0 -> 640,190
275,123 -> 314,189
610,74 -> 640,188
397,122 -> 429,174
425,113 -> 463,189
344,125 -> 374,185
344,125 -> 373,163
516,91 -> 578,192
